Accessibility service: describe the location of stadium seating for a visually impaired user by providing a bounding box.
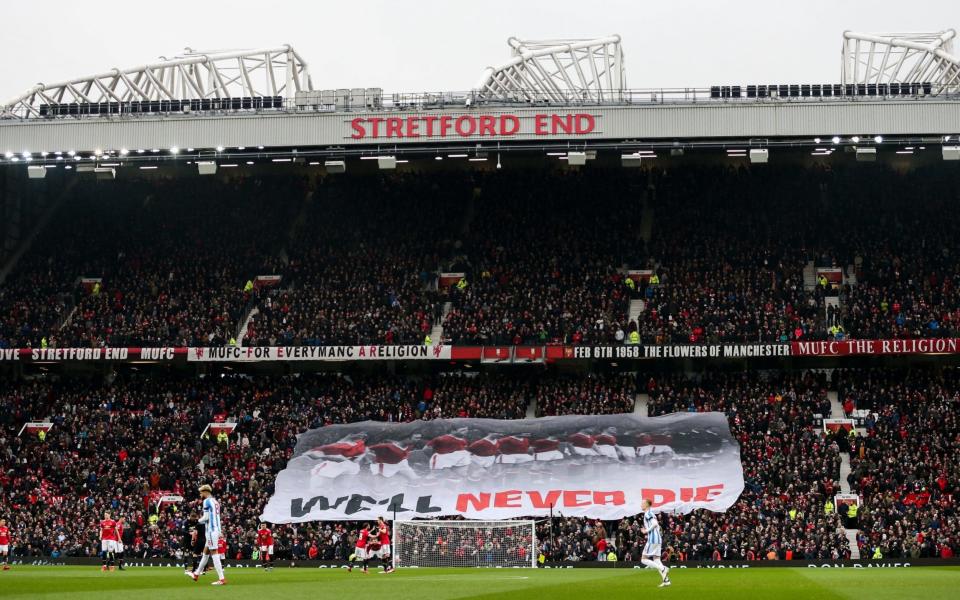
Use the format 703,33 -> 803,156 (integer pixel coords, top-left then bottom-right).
837,368 -> 960,559
1,163 -> 959,564
3,368 -> 955,560
246,173 -> 462,347
2,165 -> 959,349
0,177 -> 301,349
644,371 -> 850,560
0,371 -> 637,558
439,170 -> 642,345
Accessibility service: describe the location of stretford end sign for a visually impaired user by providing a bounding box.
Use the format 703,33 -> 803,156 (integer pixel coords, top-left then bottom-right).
348,112 -> 598,140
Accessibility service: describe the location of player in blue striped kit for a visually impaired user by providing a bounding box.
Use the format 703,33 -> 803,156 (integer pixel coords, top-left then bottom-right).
640,498 -> 672,587
186,484 -> 227,585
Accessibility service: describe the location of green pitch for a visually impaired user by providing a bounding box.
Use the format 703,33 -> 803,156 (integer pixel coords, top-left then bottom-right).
2,565 -> 959,600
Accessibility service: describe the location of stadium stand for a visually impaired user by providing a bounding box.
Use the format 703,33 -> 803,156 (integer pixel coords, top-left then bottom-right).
2,164 -> 959,350
0,177 -> 303,349
0,371 -> 633,558
1,161 -> 959,564
645,371 -> 850,560
837,368 -> 960,559
3,367 -> 955,561
246,173 -> 464,347
440,170 -> 643,346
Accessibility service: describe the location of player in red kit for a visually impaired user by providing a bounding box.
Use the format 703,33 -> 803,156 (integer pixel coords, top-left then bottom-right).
348,523 -> 371,574
257,523 -> 274,571
0,518 -> 11,570
99,512 -> 119,572
376,517 -> 394,573
115,517 -> 126,571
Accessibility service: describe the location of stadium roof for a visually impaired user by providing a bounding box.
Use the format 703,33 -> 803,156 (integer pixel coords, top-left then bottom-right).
842,30 -> 960,86
2,32 -> 960,160
473,36 -> 626,104
1,46 -> 313,119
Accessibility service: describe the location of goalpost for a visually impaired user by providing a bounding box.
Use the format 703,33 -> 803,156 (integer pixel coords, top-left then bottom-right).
392,520 -> 537,569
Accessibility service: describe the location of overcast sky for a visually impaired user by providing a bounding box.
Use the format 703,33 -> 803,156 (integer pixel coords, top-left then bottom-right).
2,0 -> 958,101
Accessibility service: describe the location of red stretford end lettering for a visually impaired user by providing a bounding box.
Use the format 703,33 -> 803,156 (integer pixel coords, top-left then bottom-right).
349,113 -> 596,140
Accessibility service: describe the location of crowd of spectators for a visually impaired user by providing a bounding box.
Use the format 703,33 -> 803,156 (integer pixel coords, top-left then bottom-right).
636,166 -> 824,344
441,170 -> 642,345
533,374 -> 636,416
5,366 -> 957,563
0,183 -> 100,349
837,368 -> 959,559
0,177 -> 302,349
0,371 -> 431,559
641,370 -> 850,561
0,370 -> 641,559
829,167 -> 960,340
637,164 -> 959,344
2,164 -> 959,349
246,173 -> 465,347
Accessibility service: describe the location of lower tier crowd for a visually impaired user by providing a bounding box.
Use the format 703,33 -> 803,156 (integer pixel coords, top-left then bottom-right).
0,367 -> 956,562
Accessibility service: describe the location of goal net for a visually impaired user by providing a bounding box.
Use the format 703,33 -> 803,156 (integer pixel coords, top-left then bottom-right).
393,520 -> 537,568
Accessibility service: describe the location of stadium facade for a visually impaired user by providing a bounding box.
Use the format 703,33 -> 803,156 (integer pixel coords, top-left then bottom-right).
2,34 -> 960,160
2,32 -> 960,366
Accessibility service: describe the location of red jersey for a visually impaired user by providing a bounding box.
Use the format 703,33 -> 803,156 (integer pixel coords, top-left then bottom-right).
356,528 -> 370,549
378,525 -> 390,546
257,527 -> 274,546
217,538 -> 227,555
116,521 -> 124,540
0,526 -> 10,545
100,519 -> 118,541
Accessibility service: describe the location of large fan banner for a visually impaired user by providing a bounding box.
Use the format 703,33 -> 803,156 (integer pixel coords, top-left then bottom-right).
261,412 -> 744,522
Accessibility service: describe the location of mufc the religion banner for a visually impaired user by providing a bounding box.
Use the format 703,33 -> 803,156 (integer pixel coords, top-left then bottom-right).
261,412 -> 744,522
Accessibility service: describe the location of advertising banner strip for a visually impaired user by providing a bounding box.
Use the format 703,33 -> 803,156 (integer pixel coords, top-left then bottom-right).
11,557 -> 953,569
2,339 -> 959,362
260,412 -> 744,522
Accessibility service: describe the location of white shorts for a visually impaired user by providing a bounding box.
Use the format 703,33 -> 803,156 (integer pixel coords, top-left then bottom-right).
375,544 -> 391,558
0,545 -> 8,553
205,532 -> 220,551
101,540 -> 118,553
430,450 -> 470,470
643,542 -> 661,557
637,445 -> 674,458
369,460 -> 416,478
470,455 -> 497,468
497,453 -> 533,464
310,458 -> 361,480
115,542 -> 124,553
534,450 -> 564,462
596,444 -> 619,459
353,547 -> 369,560
259,545 -> 274,555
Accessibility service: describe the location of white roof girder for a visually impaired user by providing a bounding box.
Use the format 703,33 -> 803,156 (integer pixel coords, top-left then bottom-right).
842,30 -> 960,88
1,45 -> 313,119
474,36 -> 626,104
